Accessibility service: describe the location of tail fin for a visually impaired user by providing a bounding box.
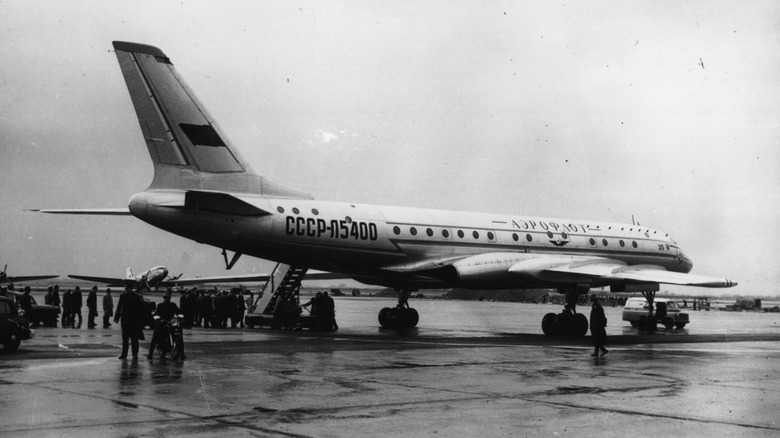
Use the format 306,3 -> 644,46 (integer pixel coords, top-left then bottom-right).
126,267 -> 134,280
112,41 -> 310,199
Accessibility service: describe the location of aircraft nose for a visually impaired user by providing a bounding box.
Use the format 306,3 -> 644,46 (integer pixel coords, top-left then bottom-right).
679,251 -> 693,273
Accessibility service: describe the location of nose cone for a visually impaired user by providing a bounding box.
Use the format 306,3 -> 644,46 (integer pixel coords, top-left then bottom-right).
678,250 -> 693,273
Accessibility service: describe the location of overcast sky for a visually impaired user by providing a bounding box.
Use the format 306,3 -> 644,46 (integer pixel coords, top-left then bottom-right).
1,1 -> 778,295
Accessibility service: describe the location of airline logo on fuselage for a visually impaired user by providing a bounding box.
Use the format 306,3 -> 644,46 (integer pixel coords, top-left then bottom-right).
285,216 -> 378,241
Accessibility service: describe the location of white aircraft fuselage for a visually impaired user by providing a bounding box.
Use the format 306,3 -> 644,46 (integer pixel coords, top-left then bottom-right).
129,190 -> 692,291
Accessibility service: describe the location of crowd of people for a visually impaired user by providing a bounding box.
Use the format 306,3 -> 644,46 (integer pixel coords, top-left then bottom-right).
25,285 -> 338,333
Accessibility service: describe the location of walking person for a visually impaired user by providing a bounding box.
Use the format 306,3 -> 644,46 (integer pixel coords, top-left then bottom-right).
102,288 -> 114,328
114,286 -> 146,360
86,286 -> 98,328
589,294 -> 608,357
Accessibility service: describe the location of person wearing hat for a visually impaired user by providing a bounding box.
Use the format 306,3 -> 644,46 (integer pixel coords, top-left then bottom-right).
115,286 -> 145,359
86,285 -> 98,329
589,294 -> 608,357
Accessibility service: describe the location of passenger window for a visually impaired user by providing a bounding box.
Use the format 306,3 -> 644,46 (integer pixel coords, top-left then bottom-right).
410,227 -> 417,236
426,228 -> 433,237
442,229 -> 450,238
457,230 -> 465,238
512,233 -> 519,242
472,231 -> 480,239
526,234 -> 532,242
602,239 -> 608,246
393,226 -> 401,235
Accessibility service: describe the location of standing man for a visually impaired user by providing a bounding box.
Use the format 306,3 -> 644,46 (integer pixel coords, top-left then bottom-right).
72,286 -> 83,328
589,294 -> 608,357
114,286 -> 146,360
86,286 -> 98,328
102,288 -> 114,328
62,288 -> 72,327
18,286 -> 34,318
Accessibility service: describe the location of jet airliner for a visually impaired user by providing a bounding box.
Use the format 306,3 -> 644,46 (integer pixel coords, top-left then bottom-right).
40,42 -> 736,335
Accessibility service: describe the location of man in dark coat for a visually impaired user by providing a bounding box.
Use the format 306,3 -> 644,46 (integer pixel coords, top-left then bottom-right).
148,291 -> 180,359
86,286 -> 98,328
589,294 -> 608,357
62,289 -> 72,327
72,286 -> 83,327
114,287 -> 146,359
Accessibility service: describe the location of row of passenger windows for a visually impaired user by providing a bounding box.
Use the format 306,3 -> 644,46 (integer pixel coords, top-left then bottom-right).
276,206 -> 663,250
393,225 -> 652,249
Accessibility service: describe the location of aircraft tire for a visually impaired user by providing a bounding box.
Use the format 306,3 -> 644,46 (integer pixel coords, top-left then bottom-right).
378,307 -> 393,328
574,313 -> 588,336
404,308 -> 419,328
542,313 -> 557,336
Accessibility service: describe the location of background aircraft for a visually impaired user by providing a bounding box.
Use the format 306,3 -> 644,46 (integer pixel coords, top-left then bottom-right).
0,264 -> 58,286
68,265 -> 341,290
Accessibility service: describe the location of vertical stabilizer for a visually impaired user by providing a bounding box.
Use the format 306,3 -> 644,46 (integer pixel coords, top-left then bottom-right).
112,41 -> 311,199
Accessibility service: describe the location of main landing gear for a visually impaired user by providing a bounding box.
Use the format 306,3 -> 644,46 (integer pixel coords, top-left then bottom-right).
541,288 -> 589,337
378,289 -> 419,329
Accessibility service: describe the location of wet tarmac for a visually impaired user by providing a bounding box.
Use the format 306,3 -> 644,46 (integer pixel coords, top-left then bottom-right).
2,298 -> 780,437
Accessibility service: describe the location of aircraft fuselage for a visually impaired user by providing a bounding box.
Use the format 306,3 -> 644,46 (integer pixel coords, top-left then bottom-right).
129,190 -> 691,290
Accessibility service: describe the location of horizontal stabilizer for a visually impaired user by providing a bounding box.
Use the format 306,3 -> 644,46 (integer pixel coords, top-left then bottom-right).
29,208 -> 132,215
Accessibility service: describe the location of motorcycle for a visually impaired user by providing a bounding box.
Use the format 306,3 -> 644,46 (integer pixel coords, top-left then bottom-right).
152,314 -> 185,361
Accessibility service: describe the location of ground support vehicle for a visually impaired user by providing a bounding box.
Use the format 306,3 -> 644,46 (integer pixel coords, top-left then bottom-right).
0,295 -> 32,351
622,297 -> 689,329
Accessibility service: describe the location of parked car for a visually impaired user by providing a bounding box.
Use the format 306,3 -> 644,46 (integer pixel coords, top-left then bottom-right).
9,291 -> 59,327
622,297 -> 689,329
0,295 -> 33,351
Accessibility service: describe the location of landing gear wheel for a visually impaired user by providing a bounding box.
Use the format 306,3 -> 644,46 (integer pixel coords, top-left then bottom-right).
378,307 -> 418,329
573,313 -> 588,336
542,313 -> 557,336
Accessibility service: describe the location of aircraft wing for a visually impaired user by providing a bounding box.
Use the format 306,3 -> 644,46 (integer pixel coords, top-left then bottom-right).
159,271 -> 347,287
29,208 -> 132,215
5,275 -> 59,283
68,275 -> 128,286
509,257 -> 736,288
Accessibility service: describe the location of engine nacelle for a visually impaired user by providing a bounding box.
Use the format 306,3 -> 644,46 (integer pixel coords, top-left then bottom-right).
447,253 -> 531,288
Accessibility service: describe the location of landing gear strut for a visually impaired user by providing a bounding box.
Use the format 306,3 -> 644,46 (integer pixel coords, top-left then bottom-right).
378,289 -> 419,329
637,290 -> 657,331
541,288 -> 589,337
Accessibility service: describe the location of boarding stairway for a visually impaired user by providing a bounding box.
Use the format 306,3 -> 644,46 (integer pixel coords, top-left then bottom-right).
245,264 -> 310,329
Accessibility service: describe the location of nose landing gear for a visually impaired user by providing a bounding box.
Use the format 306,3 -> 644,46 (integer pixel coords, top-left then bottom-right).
378,289 -> 419,329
